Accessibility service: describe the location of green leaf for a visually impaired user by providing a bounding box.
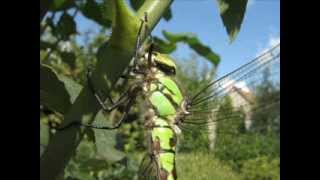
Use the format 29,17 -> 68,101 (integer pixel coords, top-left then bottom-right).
129,0 -> 144,11
153,36 -> 176,54
40,40 -> 54,50
49,0 -> 75,11
216,0 -> 248,42
129,0 -> 172,21
40,64 -> 72,114
40,64 -> 82,114
162,8 -> 172,21
60,52 -> 76,69
40,120 -> 50,157
55,13 -> 77,40
80,159 -> 108,171
58,75 -> 82,103
163,30 -> 220,66
93,111 -> 126,162
79,0 -> 113,27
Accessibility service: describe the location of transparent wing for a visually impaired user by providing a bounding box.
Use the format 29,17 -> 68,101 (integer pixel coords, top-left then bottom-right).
137,153 -> 160,180
180,43 -> 280,134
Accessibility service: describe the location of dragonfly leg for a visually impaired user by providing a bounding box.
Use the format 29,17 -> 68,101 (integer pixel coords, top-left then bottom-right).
78,98 -> 135,130
133,12 -> 154,69
86,67 -> 129,112
57,97 -> 135,131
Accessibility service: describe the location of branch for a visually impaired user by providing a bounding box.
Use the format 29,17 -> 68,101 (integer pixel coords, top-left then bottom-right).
40,1 -> 173,180
136,0 -> 173,32
40,0 -> 52,22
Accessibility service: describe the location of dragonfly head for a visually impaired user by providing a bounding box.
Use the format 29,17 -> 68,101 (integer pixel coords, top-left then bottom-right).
146,52 -> 177,76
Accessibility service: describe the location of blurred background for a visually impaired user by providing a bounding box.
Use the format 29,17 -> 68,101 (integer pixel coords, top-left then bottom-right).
40,0 -> 280,179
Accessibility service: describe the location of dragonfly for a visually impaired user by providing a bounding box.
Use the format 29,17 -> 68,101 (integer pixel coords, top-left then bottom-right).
59,14 -> 280,180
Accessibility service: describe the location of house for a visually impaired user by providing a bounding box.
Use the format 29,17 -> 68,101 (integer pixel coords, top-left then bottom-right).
208,83 -> 256,151
228,85 -> 255,130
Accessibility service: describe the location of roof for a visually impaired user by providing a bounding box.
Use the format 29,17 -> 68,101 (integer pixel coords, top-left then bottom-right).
230,86 -> 255,104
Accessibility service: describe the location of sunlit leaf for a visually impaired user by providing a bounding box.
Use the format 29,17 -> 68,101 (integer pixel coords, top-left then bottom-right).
40,120 -> 50,157
153,36 -> 176,54
163,30 -> 220,66
216,0 -> 248,42
129,0 -> 172,21
58,74 -> 82,103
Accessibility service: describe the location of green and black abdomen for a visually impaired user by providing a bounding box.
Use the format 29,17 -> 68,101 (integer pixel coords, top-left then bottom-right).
144,76 -> 184,180
148,76 -> 184,119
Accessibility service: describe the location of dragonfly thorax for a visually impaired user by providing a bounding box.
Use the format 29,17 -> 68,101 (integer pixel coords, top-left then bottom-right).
136,51 -> 177,77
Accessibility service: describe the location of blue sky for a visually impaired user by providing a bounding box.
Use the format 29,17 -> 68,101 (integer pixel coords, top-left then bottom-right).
74,0 -> 280,78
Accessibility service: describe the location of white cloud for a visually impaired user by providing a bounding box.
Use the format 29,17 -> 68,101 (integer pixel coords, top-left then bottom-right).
269,36 -> 280,47
247,0 -> 255,8
256,34 -> 280,56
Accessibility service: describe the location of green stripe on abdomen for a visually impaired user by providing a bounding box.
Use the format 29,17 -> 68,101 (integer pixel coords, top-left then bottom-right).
158,77 -> 183,105
149,91 -> 177,117
152,118 -> 177,180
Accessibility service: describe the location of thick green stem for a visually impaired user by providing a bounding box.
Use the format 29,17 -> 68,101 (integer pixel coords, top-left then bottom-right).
40,1 -> 173,180
137,0 -> 173,32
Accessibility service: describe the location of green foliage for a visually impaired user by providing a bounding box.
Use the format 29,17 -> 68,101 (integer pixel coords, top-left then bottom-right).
49,0 -> 75,12
79,0 -> 113,27
153,36 -> 177,54
92,111 -> 126,162
55,12 -> 77,40
40,64 -> 73,114
64,138 -> 138,180
176,152 -> 242,180
214,133 -> 279,171
251,69 -> 280,136
212,73 -> 280,180
216,0 -> 248,42
40,119 -> 51,157
162,30 -> 221,66
241,156 -> 280,180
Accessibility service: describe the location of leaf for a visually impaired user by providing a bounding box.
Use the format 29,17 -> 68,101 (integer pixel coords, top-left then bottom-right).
162,30 -> 220,66
162,8 -> 172,21
49,0 -> 75,12
80,159 -> 108,171
60,52 -> 76,69
129,0 -> 172,21
216,0 -> 248,42
40,64 -> 72,114
153,36 -> 176,54
40,64 -> 82,114
129,0 -> 144,11
55,13 -> 77,40
40,120 -> 50,157
40,40 -> 54,50
79,0 -> 113,27
58,74 -> 82,103
93,111 -> 126,162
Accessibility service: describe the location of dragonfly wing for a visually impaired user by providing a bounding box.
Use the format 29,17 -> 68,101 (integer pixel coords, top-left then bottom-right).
180,44 -> 280,134
137,153 -> 160,180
